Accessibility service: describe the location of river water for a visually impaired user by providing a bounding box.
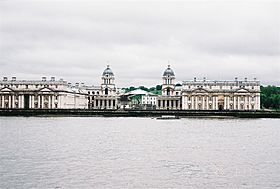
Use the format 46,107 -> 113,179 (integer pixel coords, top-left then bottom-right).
0,117 -> 279,188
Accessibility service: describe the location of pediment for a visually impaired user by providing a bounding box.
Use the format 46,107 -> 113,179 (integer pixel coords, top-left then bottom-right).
38,87 -> 54,92
192,88 -> 209,93
0,87 -> 14,92
235,88 -> 250,93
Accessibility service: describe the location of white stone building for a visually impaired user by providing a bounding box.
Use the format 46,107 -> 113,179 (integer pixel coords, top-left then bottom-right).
0,77 -> 88,109
142,94 -> 158,106
157,66 -> 181,110
158,65 -> 261,110
0,65 -> 261,111
86,65 -> 119,109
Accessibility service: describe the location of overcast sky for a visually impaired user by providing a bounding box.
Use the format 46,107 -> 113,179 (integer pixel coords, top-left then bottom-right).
0,0 -> 279,87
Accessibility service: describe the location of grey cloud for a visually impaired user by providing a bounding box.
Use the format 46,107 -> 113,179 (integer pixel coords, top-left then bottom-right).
0,1 -> 279,87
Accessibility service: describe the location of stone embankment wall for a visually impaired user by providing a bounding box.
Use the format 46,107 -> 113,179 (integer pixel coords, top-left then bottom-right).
0,109 -> 279,118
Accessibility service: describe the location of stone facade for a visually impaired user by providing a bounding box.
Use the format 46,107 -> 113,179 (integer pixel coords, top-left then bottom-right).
0,77 -> 88,109
158,66 -> 260,110
0,65 -> 261,110
86,65 -> 119,109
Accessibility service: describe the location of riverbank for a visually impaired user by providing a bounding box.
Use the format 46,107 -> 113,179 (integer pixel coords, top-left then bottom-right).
0,109 -> 279,118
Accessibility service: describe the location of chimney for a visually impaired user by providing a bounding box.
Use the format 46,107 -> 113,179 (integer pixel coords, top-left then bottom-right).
51,77 -> 55,81
3,77 -> 7,81
42,77 -> 46,81
12,77 -> 16,81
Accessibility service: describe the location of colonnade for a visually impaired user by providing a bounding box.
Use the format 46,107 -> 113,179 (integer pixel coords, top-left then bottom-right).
0,94 -> 59,109
157,99 -> 180,110
93,98 -> 117,109
182,94 -> 260,110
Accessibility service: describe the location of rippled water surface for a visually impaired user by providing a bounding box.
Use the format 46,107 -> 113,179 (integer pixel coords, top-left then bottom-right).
0,117 -> 280,188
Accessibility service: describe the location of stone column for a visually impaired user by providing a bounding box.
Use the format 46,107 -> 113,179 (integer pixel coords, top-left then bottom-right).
57,95 -> 60,109
257,95 -> 260,110
29,95 -> 32,109
18,95 -> 21,108
42,95 -> 44,108
206,96 -> 209,110
48,95 -> 51,109
202,96 -> 205,110
248,95 -> 251,110
224,96 -> 227,110
52,95 -> 55,109
32,96 -> 35,109
181,96 -> 185,110
18,95 -> 20,108
8,96 -> 11,108
38,95 -> 41,109
191,96 -> 194,109
233,96 -> 236,110
216,96 -> 219,110
237,96 -> 240,110
2,95 -> 4,108
11,95 -> 15,108
228,96 -> 230,109
213,96 -> 216,110
193,96 -> 196,110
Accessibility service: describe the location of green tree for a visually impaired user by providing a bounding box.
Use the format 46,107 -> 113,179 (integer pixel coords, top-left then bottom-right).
261,85 -> 280,109
156,85 -> 162,90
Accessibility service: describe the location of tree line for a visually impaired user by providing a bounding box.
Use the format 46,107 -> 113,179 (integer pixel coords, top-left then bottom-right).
261,86 -> 280,110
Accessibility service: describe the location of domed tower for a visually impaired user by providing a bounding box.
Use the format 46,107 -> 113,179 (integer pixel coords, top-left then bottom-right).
101,65 -> 116,95
162,65 -> 175,96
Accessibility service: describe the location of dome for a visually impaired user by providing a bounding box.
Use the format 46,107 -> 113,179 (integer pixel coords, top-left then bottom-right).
102,65 -> 114,76
163,65 -> 175,77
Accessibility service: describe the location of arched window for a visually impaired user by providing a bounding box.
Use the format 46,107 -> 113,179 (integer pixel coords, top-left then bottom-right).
105,88 -> 109,95
167,88 -> 170,96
